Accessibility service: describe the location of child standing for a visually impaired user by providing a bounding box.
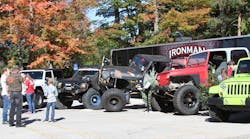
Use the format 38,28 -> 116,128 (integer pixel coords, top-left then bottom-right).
25,74 -> 35,113
44,78 -> 58,122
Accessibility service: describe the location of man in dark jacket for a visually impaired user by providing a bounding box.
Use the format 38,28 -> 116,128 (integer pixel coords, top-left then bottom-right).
6,66 -> 25,127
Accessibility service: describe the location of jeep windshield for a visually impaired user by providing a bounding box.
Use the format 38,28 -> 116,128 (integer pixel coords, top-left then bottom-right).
187,52 -> 207,66
131,55 -> 150,68
72,70 -> 98,80
237,60 -> 250,74
21,71 -> 43,79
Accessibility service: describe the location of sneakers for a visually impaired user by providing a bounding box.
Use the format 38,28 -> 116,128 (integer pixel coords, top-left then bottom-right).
16,124 -> 26,128
2,121 -> 8,125
43,120 -> 49,122
50,120 -> 56,122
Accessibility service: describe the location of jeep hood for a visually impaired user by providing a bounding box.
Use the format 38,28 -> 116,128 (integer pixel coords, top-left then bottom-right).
223,74 -> 250,83
58,78 -> 87,84
105,66 -> 143,80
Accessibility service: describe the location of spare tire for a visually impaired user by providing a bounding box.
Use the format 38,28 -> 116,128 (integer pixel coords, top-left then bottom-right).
82,88 -> 102,110
34,89 -> 44,108
173,85 -> 200,115
102,88 -> 126,112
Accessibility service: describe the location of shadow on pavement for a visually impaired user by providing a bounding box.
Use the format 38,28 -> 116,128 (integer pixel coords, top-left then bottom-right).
23,118 -> 41,126
206,112 -> 250,123
70,105 -> 85,109
54,117 -> 65,122
125,104 -> 146,109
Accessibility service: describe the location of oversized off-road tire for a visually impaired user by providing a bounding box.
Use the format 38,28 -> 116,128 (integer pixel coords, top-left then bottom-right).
0,96 -> 3,108
56,96 -> 73,109
151,95 -> 173,112
173,85 -> 200,115
34,89 -> 44,108
82,88 -> 102,110
102,88 -> 126,112
209,106 -> 230,122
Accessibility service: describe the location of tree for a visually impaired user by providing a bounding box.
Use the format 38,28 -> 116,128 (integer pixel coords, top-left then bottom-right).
207,0 -> 246,37
0,0 -> 96,69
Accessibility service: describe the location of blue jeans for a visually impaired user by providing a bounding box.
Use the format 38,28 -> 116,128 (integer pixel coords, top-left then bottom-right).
45,102 -> 56,121
2,95 -> 10,123
26,93 -> 35,113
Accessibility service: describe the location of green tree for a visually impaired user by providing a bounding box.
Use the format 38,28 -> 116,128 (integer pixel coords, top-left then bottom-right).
206,0 -> 246,37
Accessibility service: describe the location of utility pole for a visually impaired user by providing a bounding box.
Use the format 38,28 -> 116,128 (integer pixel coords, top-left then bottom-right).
154,0 -> 159,34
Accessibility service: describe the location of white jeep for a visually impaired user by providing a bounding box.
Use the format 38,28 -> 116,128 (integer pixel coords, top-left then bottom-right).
20,69 -> 64,108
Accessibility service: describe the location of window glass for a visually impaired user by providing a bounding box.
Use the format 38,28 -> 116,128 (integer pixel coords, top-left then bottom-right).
46,72 -> 52,78
21,71 -> 43,79
237,60 -> 250,74
231,50 -> 248,64
209,51 -> 227,70
188,52 -> 207,66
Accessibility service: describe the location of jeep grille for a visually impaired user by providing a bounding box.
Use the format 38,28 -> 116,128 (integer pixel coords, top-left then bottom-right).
226,83 -> 250,96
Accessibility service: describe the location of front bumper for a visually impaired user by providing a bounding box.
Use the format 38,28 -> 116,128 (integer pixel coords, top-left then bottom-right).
208,97 -> 250,111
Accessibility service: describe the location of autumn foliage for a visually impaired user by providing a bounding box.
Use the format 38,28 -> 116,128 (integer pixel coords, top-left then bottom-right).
0,0 -> 96,68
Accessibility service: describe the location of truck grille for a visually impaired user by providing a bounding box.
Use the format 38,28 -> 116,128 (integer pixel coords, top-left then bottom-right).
227,83 -> 250,95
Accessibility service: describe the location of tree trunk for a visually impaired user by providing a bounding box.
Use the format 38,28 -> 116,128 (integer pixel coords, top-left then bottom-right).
238,12 -> 241,36
153,0 -> 159,33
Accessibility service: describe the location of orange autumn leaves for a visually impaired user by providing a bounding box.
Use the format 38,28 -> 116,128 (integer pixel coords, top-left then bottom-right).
0,0 -> 95,68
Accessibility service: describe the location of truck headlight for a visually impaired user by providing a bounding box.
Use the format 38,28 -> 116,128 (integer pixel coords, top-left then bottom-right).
57,82 -> 63,89
80,83 -> 88,90
220,83 -> 226,91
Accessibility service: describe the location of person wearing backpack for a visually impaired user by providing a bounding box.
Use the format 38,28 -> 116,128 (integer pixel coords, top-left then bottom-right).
24,74 -> 35,114
43,78 -> 58,122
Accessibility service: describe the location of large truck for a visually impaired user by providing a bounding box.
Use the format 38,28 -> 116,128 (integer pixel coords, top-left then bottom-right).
111,35 -> 250,66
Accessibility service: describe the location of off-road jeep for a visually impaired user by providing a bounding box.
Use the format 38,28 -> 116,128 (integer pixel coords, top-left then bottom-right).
56,67 -> 100,109
92,54 -> 170,112
155,47 -> 250,115
208,57 -> 250,122
20,69 -> 64,108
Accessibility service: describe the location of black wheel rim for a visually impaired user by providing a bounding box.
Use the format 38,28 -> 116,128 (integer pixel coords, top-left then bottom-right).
109,97 -> 119,106
183,92 -> 197,109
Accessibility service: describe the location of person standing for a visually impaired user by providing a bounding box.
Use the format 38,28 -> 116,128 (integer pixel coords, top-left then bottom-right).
6,66 -> 25,127
1,68 -> 10,124
217,68 -> 227,83
24,74 -> 35,114
44,78 -> 58,122
227,60 -> 235,77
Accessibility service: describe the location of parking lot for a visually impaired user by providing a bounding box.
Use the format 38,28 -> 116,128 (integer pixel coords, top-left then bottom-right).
1,98 -> 250,139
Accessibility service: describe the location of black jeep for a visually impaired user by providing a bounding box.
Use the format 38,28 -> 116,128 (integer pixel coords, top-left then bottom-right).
56,66 -> 102,110
92,54 -> 170,112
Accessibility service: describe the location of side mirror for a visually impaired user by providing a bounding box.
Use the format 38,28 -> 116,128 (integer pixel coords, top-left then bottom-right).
104,58 -> 110,65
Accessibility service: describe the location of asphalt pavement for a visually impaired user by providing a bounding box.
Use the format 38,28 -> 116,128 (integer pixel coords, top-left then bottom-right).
1,98 -> 250,139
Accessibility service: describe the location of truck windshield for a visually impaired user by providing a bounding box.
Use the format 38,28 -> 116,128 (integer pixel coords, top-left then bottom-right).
132,56 -> 149,68
188,52 -> 207,66
72,70 -> 98,80
237,60 -> 250,74
21,71 -> 43,79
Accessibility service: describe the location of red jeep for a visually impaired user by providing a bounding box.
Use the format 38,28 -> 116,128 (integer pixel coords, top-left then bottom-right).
154,47 -> 250,115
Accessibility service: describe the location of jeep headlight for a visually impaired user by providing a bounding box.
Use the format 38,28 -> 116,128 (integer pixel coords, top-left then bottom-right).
57,82 -> 63,89
80,83 -> 88,90
220,83 -> 227,91
102,71 -> 110,80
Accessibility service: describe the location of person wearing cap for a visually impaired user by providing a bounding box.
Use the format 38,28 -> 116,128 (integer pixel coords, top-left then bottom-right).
6,66 -> 25,127
1,67 -> 10,124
